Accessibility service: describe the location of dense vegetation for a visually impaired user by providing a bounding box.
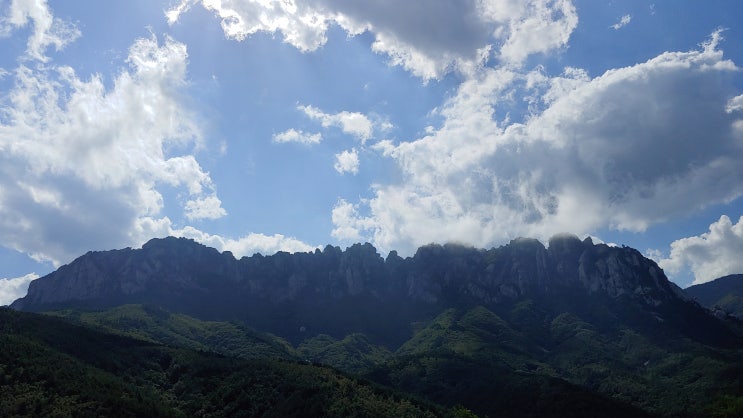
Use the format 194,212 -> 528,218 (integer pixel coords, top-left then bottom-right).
0,307 -> 448,417
46,304 -> 297,360
43,302 -> 743,417
364,304 -> 743,417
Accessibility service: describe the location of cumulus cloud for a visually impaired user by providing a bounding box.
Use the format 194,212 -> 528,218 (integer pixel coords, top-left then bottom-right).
610,14 -> 632,30
185,195 -> 228,220
658,216 -> 743,285
168,225 -> 318,256
167,0 -> 579,79
0,273 -> 38,306
489,0 -> 578,66
0,0 -> 80,62
279,105 -> 384,174
167,0 -> 329,52
299,105 -> 375,143
333,34 -> 743,255
127,215 -> 318,257
330,199 -> 381,243
273,128 -> 323,144
334,0 -> 578,74
0,33 -> 225,265
727,94 -> 743,113
334,148 -> 360,175
330,199 -> 364,241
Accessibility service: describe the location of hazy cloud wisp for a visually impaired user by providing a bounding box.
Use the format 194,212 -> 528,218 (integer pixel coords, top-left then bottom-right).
611,15 -> 632,30
0,0 -> 80,62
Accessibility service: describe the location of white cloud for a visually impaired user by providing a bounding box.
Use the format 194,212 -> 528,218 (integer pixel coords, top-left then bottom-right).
659,216 -> 743,285
727,94 -> 743,113
165,0 -> 194,25
330,199 -> 364,241
330,199 -> 380,243
333,35 -> 743,256
491,0 -> 578,66
169,225 -> 318,256
273,128 -> 323,144
0,34 -> 225,265
185,195 -> 228,220
0,0 -> 80,62
0,273 -> 38,306
336,0 -> 577,75
299,105 -> 374,143
128,216 -> 318,257
167,0 -> 579,79
610,14 -> 632,30
167,0 -> 330,52
333,148 -> 359,175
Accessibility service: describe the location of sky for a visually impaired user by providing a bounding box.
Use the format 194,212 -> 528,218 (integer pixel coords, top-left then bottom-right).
2,0 -> 743,304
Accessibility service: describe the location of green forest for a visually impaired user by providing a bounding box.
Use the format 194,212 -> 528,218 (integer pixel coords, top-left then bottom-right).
0,307 -> 447,417
4,303 -> 743,417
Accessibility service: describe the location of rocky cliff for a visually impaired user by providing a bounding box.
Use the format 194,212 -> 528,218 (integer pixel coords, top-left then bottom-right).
11,234 -> 727,346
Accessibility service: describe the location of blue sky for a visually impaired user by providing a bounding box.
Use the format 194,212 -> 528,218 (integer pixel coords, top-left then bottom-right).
2,0 -> 743,303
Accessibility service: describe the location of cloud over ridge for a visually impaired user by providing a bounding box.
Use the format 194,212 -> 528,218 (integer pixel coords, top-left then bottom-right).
333,34 -> 743,255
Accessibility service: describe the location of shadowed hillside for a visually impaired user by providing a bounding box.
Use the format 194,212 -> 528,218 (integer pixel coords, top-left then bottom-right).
686,275 -> 743,319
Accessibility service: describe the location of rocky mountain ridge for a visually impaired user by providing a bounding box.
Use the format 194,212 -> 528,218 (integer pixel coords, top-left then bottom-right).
12,235 -> 678,305
10,234 -> 728,346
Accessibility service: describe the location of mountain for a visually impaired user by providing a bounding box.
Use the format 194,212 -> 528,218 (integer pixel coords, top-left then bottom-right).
686,274 -> 743,319
0,307 -> 446,417
11,234 -> 732,346
10,234 -> 743,416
